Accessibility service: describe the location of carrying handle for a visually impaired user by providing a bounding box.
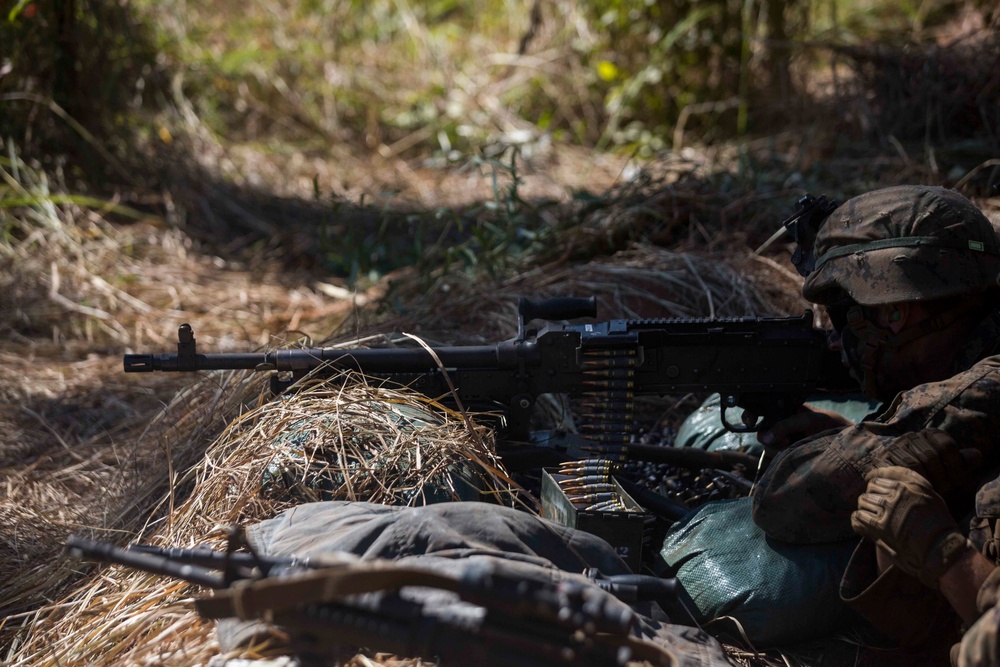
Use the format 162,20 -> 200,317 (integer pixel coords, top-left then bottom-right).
517,296 -> 597,340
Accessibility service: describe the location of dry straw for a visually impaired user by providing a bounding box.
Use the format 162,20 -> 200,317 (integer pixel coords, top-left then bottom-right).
3,375 -> 515,666
371,242 -> 809,342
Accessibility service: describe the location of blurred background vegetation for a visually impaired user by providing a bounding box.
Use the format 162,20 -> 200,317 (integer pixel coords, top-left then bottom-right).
4,0 -> 998,159
1,0 -> 999,289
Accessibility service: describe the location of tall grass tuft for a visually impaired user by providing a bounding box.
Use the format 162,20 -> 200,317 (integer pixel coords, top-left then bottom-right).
0,0 -> 168,184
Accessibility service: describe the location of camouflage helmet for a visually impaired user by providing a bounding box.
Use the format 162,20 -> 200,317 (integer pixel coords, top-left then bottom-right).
802,185 -> 1000,306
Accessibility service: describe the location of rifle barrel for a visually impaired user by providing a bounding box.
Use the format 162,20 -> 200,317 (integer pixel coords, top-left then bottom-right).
66,535 -> 227,588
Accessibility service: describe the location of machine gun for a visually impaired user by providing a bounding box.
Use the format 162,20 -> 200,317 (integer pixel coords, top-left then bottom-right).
124,297 -> 855,439
65,534 -> 682,667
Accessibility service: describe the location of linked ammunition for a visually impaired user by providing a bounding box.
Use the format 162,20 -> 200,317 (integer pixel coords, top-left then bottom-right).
557,474 -> 610,487
582,368 -> 634,380
557,482 -> 617,495
558,459 -> 615,474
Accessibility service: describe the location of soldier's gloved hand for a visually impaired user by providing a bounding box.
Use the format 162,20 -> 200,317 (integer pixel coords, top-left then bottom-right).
851,466 -> 973,589
872,429 -> 982,497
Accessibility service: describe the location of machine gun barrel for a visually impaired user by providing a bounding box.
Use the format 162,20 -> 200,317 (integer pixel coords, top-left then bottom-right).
124,296 -> 591,375
125,344 -> 515,374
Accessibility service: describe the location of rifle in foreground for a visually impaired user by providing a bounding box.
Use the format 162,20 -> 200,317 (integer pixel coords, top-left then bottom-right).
124,297 -> 855,438
66,534 -> 680,667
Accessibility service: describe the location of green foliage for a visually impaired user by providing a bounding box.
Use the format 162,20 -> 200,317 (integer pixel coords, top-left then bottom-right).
591,0 -> 726,150
3,0 -> 996,189
460,148 -> 555,278
0,141 -> 143,250
7,0 -> 31,21
810,0 -> 975,41
317,148 -> 553,287
132,0 -> 872,156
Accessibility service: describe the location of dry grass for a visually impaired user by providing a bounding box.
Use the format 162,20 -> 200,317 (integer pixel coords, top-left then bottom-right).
0,147 -> 363,356
0,371 -> 264,616
0,145 -> 389,628
2,377 -> 513,666
376,243 -> 807,338
0,228 -> 809,666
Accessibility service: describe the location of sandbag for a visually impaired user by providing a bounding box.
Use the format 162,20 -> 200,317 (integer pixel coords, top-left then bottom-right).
659,496 -> 859,646
216,501 -> 736,667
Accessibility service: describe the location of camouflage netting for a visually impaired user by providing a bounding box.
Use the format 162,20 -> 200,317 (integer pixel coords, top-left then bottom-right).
226,375 -> 516,508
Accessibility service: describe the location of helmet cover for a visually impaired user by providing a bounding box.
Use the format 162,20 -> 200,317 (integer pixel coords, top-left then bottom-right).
802,185 -> 1000,306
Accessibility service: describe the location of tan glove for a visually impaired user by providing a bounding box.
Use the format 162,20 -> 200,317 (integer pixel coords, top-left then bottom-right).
851,466 -> 973,589
871,429 -> 982,497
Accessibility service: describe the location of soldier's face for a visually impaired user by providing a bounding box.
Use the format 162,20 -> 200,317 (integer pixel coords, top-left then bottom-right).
824,327 -> 855,374
824,301 -> 859,381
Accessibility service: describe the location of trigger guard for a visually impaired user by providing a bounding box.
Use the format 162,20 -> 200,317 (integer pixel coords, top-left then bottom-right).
720,403 -> 769,433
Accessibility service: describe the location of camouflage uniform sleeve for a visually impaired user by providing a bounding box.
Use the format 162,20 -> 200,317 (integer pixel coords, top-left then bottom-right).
953,568 -> 1000,667
951,479 -> 1000,667
971,478 -> 1000,564
752,358 -> 1000,544
839,538 -> 956,647
955,605 -> 1000,667
752,428 -> 869,543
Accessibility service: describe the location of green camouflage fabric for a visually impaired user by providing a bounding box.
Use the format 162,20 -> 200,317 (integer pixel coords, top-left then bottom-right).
802,185 -> 1000,306
752,312 -> 1000,544
836,470 -> 1000,661
933,477 -> 1000,666
955,600 -> 1000,667
952,479 -> 1000,666
971,477 -> 1000,565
